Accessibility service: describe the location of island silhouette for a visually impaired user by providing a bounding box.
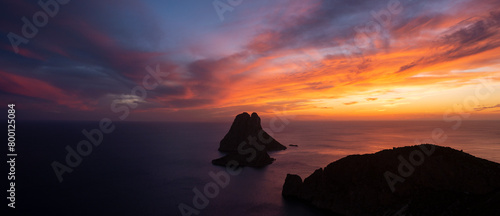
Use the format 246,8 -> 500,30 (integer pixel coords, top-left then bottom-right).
212,112 -> 286,167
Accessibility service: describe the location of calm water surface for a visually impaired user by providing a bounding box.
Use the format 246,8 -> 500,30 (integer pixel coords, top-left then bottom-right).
13,120 -> 500,215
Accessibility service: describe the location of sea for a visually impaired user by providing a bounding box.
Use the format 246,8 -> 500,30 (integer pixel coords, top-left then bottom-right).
7,120 -> 500,216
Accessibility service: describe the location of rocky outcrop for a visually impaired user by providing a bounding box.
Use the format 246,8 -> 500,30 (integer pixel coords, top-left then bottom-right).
282,144 -> 500,215
212,112 -> 286,167
282,174 -> 303,197
218,112 -> 286,152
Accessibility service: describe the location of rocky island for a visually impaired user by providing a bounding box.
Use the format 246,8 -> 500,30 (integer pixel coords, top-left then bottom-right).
212,112 -> 287,167
283,144 -> 500,215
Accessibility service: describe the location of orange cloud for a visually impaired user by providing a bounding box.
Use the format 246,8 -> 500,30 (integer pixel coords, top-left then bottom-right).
173,7 -> 500,120
344,102 -> 358,105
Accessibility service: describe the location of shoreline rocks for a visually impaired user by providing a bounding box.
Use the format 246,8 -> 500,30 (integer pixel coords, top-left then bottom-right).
282,144 -> 500,215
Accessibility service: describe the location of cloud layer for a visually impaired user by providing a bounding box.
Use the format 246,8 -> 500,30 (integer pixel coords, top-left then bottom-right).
1,0 -> 499,121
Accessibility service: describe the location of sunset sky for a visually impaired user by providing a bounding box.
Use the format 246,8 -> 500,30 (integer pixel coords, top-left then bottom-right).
1,0 -> 499,121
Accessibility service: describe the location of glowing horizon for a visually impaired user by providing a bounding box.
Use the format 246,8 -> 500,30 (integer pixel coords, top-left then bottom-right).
1,0 -> 499,121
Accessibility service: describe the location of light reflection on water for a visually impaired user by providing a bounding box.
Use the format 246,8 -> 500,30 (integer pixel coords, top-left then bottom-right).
273,120 -> 500,167
16,120 -> 500,215
182,120 -> 500,215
